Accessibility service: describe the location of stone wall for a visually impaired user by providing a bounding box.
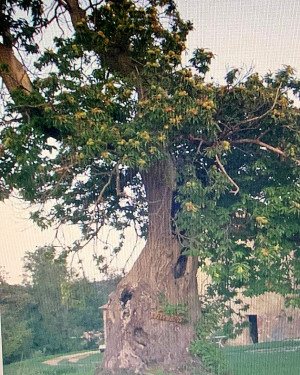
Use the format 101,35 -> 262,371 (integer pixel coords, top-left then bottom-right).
228,293 -> 300,345
197,269 -> 300,346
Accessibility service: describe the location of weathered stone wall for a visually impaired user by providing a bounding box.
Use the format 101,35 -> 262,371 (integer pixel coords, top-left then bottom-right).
197,269 -> 300,346
228,293 -> 300,345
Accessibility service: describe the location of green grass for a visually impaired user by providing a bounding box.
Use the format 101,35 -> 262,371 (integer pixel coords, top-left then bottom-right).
4,351 -> 103,375
223,340 -> 300,375
5,340 -> 300,375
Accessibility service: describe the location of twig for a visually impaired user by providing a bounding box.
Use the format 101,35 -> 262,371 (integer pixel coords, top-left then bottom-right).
93,168 -> 115,210
215,154 -> 239,195
89,162 -> 120,227
257,129 -> 270,141
230,83 -> 282,129
196,139 -> 203,155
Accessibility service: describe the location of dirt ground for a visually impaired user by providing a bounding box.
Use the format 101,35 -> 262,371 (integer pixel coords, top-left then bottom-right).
43,350 -> 99,366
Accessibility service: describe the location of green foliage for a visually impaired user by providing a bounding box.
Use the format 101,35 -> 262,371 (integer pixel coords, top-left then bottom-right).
0,0 -> 300,341
0,246 -> 120,364
0,0 -> 46,52
68,276 -> 121,334
2,319 -> 32,364
190,339 -> 225,375
158,292 -> 188,318
190,294 -> 250,375
23,246 -> 78,354
0,277 -> 33,364
190,316 -> 226,374
23,246 -> 120,356
162,302 -> 188,317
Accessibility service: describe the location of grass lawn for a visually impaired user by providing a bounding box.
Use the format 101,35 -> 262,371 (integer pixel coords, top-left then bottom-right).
223,340 -> 300,375
4,351 -> 103,375
5,340 -> 300,375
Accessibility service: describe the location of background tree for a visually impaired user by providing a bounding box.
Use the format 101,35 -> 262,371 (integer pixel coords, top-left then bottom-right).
0,0 -> 300,373
23,245 -> 121,355
0,250 -> 120,364
0,275 -> 32,364
68,276 -> 121,334
23,246 -> 76,354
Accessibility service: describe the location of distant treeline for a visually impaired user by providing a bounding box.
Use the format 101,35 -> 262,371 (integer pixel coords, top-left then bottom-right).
0,246 -> 120,364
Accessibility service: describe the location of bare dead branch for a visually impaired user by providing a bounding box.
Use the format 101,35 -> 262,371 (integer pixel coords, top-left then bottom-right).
231,138 -> 300,165
231,138 -> 285,157
215,154 -> 239,195
91,162 -> 121,224
190,134 -> 300,165
230,83 -> 282,130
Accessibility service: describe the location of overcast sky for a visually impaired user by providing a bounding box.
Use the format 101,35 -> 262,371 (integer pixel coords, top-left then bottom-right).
1,0 -> 300,284
179,0 -> 300,80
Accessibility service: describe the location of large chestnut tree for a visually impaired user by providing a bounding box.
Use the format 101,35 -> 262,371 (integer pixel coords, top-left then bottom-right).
1,0 -> 300,373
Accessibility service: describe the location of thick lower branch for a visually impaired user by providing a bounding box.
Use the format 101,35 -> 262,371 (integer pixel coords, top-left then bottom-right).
0,43 -> 32,94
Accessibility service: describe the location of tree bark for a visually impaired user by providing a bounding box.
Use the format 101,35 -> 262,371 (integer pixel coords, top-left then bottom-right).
57,0 -> 86,27
0,43 -> 32,94
99,158 -> 200,374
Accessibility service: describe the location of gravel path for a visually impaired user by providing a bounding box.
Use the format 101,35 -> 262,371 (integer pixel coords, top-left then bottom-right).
43,350 -> 99,366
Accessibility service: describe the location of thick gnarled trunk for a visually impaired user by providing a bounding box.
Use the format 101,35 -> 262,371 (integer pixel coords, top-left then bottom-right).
99,158 -> 200,374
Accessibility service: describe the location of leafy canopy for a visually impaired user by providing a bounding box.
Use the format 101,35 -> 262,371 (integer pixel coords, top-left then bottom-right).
0,0 -> 300,301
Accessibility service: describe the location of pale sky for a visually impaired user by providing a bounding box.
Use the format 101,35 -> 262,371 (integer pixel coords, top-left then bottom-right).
1,0 -> 300,284
179,0 -> 300,81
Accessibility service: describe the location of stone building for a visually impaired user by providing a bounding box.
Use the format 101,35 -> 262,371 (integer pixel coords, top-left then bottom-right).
228,292 -> 300,345
198,270 -> 300,345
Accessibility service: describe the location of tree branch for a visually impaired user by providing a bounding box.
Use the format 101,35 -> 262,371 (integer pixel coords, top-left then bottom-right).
232,138 -> 300,165
190,135 -> 300,166
55,0 -> 86,28
115,162 -> 126,197
231,138 -> 285,157
229,83 -> 282,130
90,163 -> 121,224
95,169 -> 114,207
0,43 -> 33,94
215,155 -> 239,195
